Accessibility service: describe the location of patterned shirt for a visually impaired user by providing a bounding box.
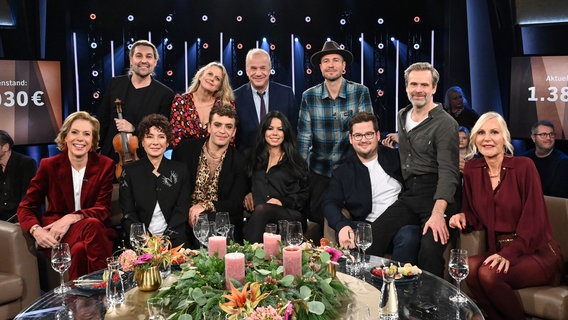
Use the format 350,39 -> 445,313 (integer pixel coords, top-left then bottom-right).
191,146 -> 226,212
297,79 -> 372,177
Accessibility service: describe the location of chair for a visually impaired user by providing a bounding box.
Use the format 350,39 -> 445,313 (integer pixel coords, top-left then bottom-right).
459,195 -> 568,320
0,221 -> 41,319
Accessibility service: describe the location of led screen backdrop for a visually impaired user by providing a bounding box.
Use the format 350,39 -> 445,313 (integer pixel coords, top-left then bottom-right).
0,60 -> 62,145
509,56 -> 568,140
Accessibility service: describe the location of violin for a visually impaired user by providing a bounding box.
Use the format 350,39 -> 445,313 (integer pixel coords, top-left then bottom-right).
112,98 -> 139,179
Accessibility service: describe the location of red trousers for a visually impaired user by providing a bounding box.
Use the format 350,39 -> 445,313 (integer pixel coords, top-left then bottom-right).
44,218 -> 113,281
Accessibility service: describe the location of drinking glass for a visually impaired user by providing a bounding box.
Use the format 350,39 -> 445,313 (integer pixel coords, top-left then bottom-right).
193,214 -> 210,249
448,248 -> 469,303
51,242 -> 71,294
215,212 -> 230,236
227,224 -> 235,243
208,221 -> 217,243
355,223 -> 372,268
55,295 -> 74,320
286,221 -> 303,247
278,220 -> 288,238
265,223 -> 277,234
346,303 -> 371,320
106,257 -> 125,305
147,296 -> 165,320
130,223 -> 148,252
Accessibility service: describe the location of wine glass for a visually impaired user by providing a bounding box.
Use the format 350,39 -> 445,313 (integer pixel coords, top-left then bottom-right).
130,222 -> 148,252
51,242 -> 71,294
286,221 -> 303,247
193,214 -> 210,249
346,303 -> 370,320
355,223 -> 372,268
215,212 -> 230,236
265,223 -> 277,234
448,248 -> 469,303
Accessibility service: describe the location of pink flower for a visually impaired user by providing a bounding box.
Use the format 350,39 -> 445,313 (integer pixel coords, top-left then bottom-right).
135,253 -> 154,265
118,250 -> 137,272
246,305 -> 283,320
325,247 -> 343,262
284,302 -> 293,320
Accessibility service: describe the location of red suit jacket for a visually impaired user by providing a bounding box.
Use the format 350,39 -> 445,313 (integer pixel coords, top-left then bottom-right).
18,151 -> 115,233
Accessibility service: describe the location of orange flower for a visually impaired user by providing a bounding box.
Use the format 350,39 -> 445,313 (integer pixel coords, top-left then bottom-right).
219,282 -> 270,318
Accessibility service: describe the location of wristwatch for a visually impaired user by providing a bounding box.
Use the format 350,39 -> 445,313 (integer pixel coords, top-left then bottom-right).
30,224 -> 41,236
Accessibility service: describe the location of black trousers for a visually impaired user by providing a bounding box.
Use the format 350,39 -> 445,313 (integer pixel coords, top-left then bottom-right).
369,174 -> 456,277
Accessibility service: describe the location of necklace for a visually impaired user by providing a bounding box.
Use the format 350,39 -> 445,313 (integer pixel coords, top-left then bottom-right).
487,167 -> 501,178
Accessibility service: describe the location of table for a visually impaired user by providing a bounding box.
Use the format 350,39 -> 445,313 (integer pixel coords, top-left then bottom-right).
15,257 -> 485,319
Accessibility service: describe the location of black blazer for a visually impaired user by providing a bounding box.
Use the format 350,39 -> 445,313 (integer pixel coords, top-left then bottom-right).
1,151 -> 37,221
98,75 -> 174,157
119,157 -> 190,247
172,139 -> 247,243
234,81 -> 298,150
323,145 -> 404,233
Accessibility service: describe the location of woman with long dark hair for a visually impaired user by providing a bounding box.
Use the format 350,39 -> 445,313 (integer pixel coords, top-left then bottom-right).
243,111 -> 309,243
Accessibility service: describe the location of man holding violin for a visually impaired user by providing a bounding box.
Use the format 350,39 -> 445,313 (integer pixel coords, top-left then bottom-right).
98,40 -> 174,164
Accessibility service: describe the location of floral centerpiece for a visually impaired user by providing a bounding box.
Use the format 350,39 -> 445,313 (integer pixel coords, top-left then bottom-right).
156,239 -> 350,320
117,235 -> 188,290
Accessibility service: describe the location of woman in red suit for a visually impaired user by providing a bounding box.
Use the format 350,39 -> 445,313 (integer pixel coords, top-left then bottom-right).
17,111 -> 115,280
449,112 -> 563,320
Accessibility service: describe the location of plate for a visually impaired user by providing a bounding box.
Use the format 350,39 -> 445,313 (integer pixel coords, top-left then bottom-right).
368,266 -> 420,284
73,273 -> 107,292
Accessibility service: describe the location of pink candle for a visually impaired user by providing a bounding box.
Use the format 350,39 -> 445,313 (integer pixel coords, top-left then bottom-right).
263,233 -> 281,259
225,252 -> 245,289
283,246 -> 303,277
208,236 -> 227,258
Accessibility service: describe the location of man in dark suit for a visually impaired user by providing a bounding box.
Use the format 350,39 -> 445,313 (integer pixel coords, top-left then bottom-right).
172,105 -> 247,245
97,40 -> 174,159
234,48 -> 298,151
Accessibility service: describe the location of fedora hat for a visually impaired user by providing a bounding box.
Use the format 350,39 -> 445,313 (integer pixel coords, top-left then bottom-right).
310,40 -> 353,66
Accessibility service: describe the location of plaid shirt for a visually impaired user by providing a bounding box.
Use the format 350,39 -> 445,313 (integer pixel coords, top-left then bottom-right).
297,79 -> 372,177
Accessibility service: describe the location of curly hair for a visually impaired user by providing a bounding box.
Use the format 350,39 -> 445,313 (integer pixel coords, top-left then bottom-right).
137,114 -> 173,144
55,111 -> 100,151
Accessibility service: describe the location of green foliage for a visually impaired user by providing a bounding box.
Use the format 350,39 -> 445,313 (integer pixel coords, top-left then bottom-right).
158,242 -> 352,319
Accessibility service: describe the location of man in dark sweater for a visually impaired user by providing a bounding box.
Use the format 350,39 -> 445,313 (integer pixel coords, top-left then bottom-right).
520,120 -> 568,198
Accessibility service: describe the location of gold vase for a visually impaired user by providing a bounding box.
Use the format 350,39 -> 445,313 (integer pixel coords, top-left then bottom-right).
136,266 -> 162,291
326,263 -> 337,278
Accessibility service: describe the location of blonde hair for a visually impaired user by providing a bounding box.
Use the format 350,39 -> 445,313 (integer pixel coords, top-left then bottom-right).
187,62 -> 234,107
466,111 -> 514,160
55,111 -> 100,151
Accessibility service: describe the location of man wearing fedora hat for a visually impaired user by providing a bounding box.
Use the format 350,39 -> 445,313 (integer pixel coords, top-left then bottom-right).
297,40 -> 372,227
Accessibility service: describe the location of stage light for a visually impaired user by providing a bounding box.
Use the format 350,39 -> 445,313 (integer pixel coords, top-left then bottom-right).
305,16 -> 311,23
413,43 -> 420,50
305,43 -> 311,50
270,16 -> 276,23
127,44 -> 133,50
91,70 -> 99,77
202,15 -> 208,21
378,68 -> 384,74
166,14 -> 173,22
390,37 -> 396,41
414,16 -> 420,23
236,15 -> 243,22
262,37 -> 267,42
358,37 -> 362,42
237,43 -> 243,49
327,37 -> 331,42
237,70 -> 243,76
203,43 -> 209,49
294,37 -> 299,42
89,13 -> 97,20
164,37 -> 169,44
166,70 -> 173,76
90,42 -> 97,49
166,43 -> 173,50
339,18 -> 346,25
92,91 -> 100,99
377,18 -> 384,24
270,69 -> 275,75
377,89 -> 384,97
339,44 -> 345,49
127,15 -> 134,22
197,38 -> 201,42
306,68 -> 312,75
377,43 -> 384,49
270,44 -> 276,50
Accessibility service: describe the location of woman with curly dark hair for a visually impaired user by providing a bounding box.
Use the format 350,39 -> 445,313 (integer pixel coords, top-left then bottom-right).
120,114 -> 190,247
243,111 -> 309,243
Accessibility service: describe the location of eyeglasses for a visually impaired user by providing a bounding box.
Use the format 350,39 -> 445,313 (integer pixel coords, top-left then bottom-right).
534,132 -> 556,139
351,132 -> 376,141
